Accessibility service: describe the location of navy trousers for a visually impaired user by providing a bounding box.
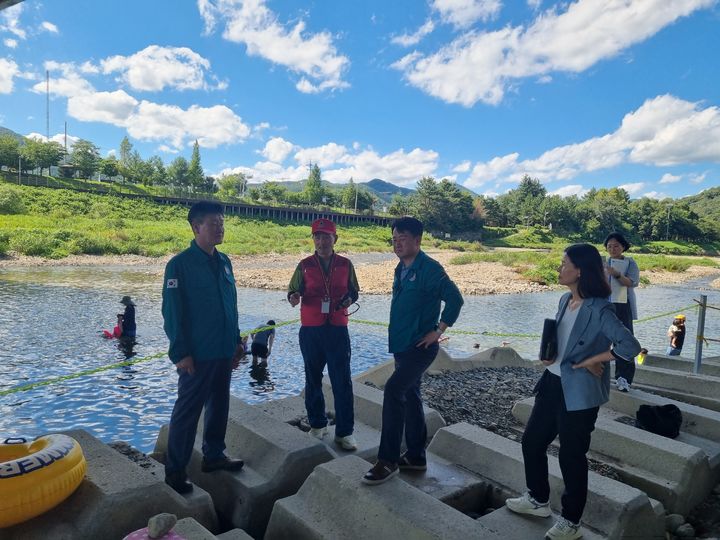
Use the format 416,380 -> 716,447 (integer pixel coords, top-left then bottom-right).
522,371 -> 599,524
299,325 -> 354,438
377,342 -> 438,463
165,358 -> 233,474
612,302 -> 636,384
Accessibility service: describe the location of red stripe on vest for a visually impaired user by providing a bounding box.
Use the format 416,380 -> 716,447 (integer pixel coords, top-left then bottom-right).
300,254 -> 350,326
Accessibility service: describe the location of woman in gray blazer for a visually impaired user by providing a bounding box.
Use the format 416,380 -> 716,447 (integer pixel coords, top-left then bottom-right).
506,243 -> 641,540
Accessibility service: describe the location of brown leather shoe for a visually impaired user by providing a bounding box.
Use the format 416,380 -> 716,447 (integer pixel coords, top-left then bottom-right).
165,471 -> 193,494
201,455 -> 244,473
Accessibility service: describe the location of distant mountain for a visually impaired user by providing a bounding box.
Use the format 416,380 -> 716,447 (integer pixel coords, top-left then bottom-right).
681,186 -> 720,222
0,126 -> 25,142
245,176 -> 478,204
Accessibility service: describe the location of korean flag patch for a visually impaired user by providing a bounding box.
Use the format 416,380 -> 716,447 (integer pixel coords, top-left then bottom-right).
166,278 -> 179,289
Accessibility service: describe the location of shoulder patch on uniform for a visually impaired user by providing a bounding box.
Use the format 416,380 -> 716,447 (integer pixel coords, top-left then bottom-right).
166,278 -> 178,289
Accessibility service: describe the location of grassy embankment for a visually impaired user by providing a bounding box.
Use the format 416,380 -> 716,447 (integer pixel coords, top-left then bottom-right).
451,227 -> 719,285
0,182 -> 478,258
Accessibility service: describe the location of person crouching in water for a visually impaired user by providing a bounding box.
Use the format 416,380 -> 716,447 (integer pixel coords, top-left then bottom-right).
505,243 -> 640,540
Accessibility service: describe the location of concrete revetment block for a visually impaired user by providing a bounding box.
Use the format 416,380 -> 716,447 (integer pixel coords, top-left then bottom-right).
154,397 -> 335,539
427,422 -> 664,539
173,517 -> 253,540
4,429 -> 218,540
513,397 -> 714,515
265,455 -> 500,540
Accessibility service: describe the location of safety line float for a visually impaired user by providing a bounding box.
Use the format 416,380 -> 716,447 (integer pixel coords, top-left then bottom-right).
0,434 -> 87,528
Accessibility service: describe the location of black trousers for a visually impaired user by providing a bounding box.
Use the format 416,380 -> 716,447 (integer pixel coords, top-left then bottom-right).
612,302 -> 635,384
522,371 -> 599,524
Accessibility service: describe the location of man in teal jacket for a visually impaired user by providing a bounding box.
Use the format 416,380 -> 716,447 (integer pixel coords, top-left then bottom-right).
162,201 -> 245,494
363,216 -> 463,485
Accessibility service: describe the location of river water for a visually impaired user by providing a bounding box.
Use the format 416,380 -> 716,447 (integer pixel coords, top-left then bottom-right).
1,266 -> 717,452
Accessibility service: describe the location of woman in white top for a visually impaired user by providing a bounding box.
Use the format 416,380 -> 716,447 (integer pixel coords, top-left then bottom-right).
603,232 -> 640,392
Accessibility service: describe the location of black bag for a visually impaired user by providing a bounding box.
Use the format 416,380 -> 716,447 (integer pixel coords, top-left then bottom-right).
539,319 -> 557,361
635,404 -> 682,439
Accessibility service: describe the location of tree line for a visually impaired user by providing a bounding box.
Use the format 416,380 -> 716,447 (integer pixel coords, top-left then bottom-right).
0,133 -> 715,243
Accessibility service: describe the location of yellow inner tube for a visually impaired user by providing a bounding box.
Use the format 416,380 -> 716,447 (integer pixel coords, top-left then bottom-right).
0,434 -> 87,528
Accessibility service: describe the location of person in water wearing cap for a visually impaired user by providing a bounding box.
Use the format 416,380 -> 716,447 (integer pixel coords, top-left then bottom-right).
287,218 -> 360,451
667,315 -> 686,356
120,295 -> 136,338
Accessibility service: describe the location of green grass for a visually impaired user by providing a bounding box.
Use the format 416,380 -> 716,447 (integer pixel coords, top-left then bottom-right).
450,249 -> 719,285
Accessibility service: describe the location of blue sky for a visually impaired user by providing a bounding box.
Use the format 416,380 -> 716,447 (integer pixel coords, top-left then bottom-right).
1,0 -> 719,199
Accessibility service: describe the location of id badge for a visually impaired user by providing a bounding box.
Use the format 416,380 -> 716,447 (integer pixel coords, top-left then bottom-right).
321,297 -> 331,314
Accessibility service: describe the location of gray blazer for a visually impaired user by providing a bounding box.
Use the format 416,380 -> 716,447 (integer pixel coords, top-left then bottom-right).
555,293 -> 641,411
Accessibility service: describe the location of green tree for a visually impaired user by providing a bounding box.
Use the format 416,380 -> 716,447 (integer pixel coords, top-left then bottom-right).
341,178 -> 357,210
167,156 -> 190,191
0,134 -> 21,170
187,140 -> 204,191
303,164 -> 324,205
578,187 -> 630,241
70,140 -> 101,179
147,156 -> 167,186
217,173 -> 249,200
260,181 -> 289,202
388,194 -> 412,216
99,156 -> 120,179
497,175 -> 547,226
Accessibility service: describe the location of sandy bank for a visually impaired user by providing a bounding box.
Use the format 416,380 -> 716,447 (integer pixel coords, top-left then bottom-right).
1,250 -> 718,295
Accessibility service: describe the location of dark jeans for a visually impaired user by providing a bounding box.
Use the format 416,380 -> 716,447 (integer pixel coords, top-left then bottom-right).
165,358 -> 233,474
522,371 -> 599,524
613,302 -> 635,384
377,342 -> 439,464
299,325 -> 354,438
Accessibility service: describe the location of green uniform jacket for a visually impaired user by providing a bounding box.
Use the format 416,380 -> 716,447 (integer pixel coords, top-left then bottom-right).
389,250 -> 463,354
162,240 -> 239,363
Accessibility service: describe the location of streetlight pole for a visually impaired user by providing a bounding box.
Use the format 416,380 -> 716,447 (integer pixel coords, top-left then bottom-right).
666,204 -> 672,240
18,155 -> 21,185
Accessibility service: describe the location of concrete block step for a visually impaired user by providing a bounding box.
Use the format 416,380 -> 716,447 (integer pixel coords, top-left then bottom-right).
640,354 -> 720,377
633,365 -> 720,399
4,429 -> 218,540
173,518 -> 253,540
631,382 -> 720,412
478,506 -> 605,540
265,455 -> 503,540
154,397 -> 335,539
512,396 -> 713,514
426,422 -> 664,539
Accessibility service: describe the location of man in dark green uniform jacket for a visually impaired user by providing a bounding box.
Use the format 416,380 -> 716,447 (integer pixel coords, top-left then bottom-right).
162,201 -> 245,494
364,216 -> 463,485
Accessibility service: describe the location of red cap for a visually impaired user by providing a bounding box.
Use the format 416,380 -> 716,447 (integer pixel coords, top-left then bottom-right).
311,218 -> 336,236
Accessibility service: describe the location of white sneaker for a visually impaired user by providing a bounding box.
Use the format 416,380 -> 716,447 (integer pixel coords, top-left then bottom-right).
545,516 -> 582,539
334,434 -> 358,451
309,426 -> 328,439
505,492 -> 551,518
616,377 -> 630,392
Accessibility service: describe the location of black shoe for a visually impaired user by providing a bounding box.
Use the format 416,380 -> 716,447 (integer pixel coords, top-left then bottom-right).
362,460 -> 399,485
201,455 -> 245,473
398,452 -> 427,471
165,471 -> 193,494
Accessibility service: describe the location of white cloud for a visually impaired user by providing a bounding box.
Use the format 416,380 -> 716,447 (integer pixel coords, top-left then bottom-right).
0,58 -> 19,93
40,21 -> 59,33
689,172 -> 706,184
24,132 -> 79,148
0,3 -> 26,39
659,173 -> 681,184
527,0 -> 542,9
32,61 -> 96,98
218,143 -> 439,186
68,90 -> 139,125
461,95 -> 720,189
642,191 -> 670,200
4,38 -> 18,48
396,0 -> 714,106
294,142 -> 348,168
101,45 -> 223,92
549,184 -> 588,198
199,0 -> 349,93
618,182 -> 645,195
453,160 -> 472,173
431,0 -> 501,29
261,137 -> 294,162
391,19 -> 435,47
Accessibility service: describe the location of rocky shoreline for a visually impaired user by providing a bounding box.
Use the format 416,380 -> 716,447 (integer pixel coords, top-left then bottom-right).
1,250 -> 718,296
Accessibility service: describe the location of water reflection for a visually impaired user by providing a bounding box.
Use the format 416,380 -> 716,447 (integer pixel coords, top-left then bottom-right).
1,265 -> 718,453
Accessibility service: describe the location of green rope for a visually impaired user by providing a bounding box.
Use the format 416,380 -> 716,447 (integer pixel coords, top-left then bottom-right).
634,303 -> 698,324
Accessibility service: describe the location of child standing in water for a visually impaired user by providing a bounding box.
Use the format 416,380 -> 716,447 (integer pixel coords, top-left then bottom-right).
666,315 -> 686,356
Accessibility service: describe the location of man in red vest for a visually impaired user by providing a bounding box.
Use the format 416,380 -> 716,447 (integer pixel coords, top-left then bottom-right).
288,218 -> 360,451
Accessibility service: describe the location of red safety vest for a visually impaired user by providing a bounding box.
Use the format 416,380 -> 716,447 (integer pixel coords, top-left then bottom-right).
300,253 -> 350,326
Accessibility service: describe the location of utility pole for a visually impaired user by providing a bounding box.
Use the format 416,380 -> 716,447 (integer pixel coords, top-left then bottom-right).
46,70 -> 50,141
18,155 -> 21,184
666,204 -> 672,240
354,186 -> 358,213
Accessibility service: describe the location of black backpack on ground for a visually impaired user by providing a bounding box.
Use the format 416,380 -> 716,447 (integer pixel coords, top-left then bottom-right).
635,404 -> 682,439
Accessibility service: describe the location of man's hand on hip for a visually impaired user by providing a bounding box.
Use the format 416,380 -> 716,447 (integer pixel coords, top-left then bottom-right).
288,292 -> 301,307
416,329 -> 442,348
